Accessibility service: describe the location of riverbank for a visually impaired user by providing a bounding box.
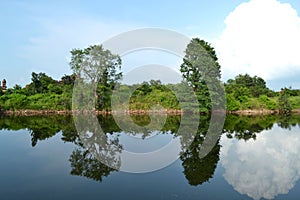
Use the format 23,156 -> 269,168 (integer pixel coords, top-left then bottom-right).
228,109 -> 300,115
0,109 -> 184,116
1,109 -> 300,116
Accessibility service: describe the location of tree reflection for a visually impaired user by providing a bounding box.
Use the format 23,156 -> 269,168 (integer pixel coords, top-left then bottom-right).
181,138 -> 220,186
277,114 -> 300,129
1,113 -> 300,184
223,114 -> 277,141
180,115 -> 220,186
69,148 -> 116,182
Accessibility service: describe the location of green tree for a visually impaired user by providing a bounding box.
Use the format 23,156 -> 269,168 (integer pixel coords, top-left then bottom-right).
180,38 -> 221,92
180,38 -> 222,112
69,45 -> 122,84
278,88 -> 292,114
27,72 -> 56,94
61,74 -> 76,85
225,74 -> 273,98
69,45 -> 122,110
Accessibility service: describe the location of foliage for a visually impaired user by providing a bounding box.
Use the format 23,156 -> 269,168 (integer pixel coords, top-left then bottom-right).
289,96 -> 300,109
0,41 -> 299,112
226,74 -> 273,98
180,38 -> 222,112
226,93 -> 240,111
27,72 -> 56,94
129,81 -> 180,110
69,45 -> 122,110
224,74 -> 291,111
258,95 -> 277,110
278,88 -> 292,114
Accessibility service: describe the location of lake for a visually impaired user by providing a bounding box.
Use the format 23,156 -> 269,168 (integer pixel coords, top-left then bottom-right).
0,114 -> 300,200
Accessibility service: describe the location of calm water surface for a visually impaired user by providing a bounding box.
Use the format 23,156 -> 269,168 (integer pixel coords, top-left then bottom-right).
0,114 -> 300,200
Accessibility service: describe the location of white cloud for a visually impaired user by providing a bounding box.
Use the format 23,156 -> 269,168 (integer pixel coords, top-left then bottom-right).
220,126 -> 300,200
215,0 -> 300,82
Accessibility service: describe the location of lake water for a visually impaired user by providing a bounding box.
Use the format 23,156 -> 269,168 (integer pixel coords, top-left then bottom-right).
0,114 -> 300,200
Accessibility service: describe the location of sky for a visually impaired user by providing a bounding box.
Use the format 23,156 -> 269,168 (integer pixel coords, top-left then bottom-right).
1,0 -> 300,90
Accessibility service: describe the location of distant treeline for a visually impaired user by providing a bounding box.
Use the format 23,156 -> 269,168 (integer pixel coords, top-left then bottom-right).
0,72 -> 299,112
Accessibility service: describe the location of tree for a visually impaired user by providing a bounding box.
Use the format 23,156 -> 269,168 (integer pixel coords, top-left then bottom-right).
69,45 -> 122,110
61,74 -> 76,85
28,72 -> 56,94
180,38 -> 222,112
180,38 -> 221,92
278,88 -> 292,114
225,74 -> 273,98
69,45 -> 122,85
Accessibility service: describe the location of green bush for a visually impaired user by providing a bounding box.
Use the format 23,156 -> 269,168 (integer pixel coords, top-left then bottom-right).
258,95 -> 277,110
289,96 -> 300,109
226,94 -> 240,111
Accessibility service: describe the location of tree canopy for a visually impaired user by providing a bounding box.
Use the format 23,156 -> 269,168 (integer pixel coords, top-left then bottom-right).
69,45 -> 122,85
180,38 -> 221,92
180,38 -> 222,112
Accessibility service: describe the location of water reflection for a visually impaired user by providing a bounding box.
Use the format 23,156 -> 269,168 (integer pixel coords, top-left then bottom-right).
0,114 -> 300,198
221,115 -> 300,200
0,114 -> 218,183
221,126 -> 300,200
69,148 -> 117,182
181,137 -> 220,186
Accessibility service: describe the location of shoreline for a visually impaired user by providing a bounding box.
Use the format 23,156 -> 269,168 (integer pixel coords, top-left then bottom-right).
228,109 -> 300,115
0,109 -> 184,116
0,109 -> 300,116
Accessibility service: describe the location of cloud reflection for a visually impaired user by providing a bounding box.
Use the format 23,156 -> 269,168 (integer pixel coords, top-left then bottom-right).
220,125 -> 300,200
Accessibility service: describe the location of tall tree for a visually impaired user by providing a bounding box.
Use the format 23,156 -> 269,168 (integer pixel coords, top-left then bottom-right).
180,38 -> 222,112
69,45 -> 122,110
180,38 -> 221,92
69,45 -> 122,86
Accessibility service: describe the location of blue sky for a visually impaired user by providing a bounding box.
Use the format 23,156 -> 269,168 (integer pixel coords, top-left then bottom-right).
1,0 -> 300,90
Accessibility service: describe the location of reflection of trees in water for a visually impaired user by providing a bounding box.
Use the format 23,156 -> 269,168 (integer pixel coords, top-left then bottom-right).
69,148 -> 116,182
224,115 -> 277,141
180,114 -> 220,186
277,114 -> 300,129
1,114 -> 300,184
181,137 -> 220,186
223,114 -> 300,141
0,115 -> 73,146
74,114 -> 122,171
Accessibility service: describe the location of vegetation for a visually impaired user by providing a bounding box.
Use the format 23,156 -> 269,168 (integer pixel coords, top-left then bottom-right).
224,74 -> 300,111
180,38 -> 222,112
0,39 -> 300,113
0,73 -> 74,110
278,88 -> 292,114
69,45 -> 122,110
